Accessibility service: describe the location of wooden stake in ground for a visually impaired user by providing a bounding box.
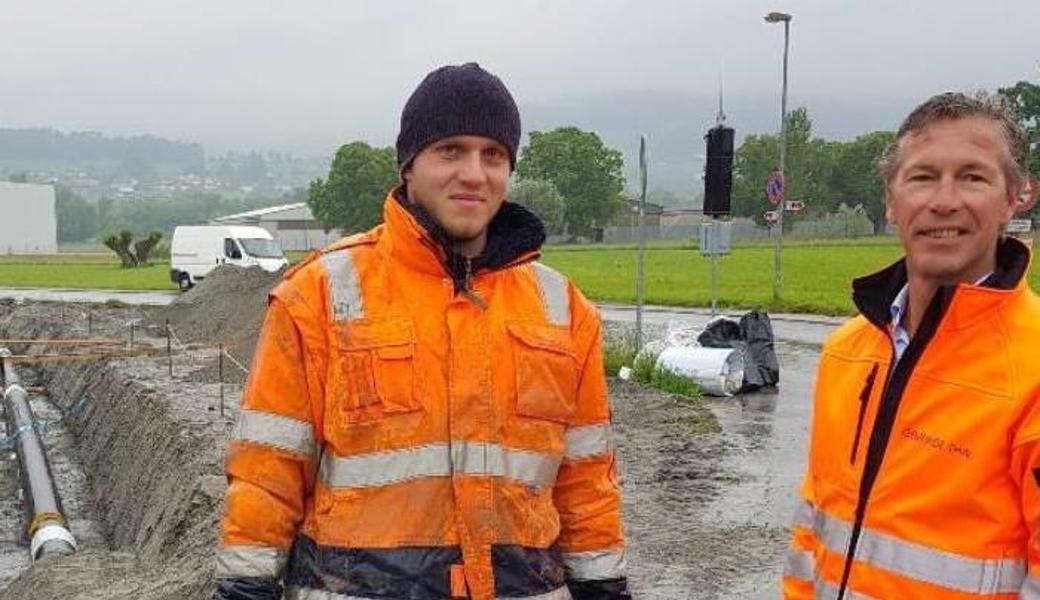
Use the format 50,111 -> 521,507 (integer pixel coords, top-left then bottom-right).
166,319 -> 172,377
219,344 -> 225,417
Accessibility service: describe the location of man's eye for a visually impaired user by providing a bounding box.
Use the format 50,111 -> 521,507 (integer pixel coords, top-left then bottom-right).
438,145 -> 459,157
963,173 -> 987,183
484,148 -> 505,161
908,173 -> 933,182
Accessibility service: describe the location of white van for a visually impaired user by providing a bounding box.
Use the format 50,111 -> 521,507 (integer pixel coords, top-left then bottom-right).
170,225 -> 288,290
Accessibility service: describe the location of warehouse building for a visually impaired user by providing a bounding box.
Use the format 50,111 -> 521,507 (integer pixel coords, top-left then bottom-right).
0,181 -> 58,254
210,202 -> 341,251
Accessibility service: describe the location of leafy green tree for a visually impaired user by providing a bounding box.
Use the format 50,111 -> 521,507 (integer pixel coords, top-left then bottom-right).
509,178 -> 566,236
103,230 -> 137,267
55,185 -> 99,242
999,80 -> 1040,179
998,79 -> 1040,212
516,127 -> 625,240
731,108 -> 824,228
825,131 -> 895,233
132,231 -> 163,265
308,141 -> 397,233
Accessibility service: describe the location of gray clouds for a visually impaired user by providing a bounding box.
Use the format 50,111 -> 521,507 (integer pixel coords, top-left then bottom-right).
2,0 -> 1037,154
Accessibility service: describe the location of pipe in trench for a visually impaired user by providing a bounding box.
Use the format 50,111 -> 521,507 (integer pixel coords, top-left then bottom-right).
0,348 -> 77,561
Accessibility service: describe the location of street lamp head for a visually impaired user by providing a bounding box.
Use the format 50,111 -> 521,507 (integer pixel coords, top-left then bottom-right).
764,11 -> 792,23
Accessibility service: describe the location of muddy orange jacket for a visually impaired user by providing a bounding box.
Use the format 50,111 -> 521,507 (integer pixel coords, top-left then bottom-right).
216,192 -> 628,600
783,238 -> 1040,600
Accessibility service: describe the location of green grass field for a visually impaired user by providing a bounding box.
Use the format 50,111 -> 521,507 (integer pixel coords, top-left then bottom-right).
0,257 -> 176,290
1,238 -> 1037,314
542,241 -> 907,315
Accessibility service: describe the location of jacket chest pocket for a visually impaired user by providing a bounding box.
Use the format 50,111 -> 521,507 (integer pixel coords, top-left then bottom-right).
330,318 -> 423,424
507,322 -> 579,424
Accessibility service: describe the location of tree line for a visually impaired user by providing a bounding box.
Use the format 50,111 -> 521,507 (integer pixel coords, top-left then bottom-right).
733,82 -> 1040,232
45,79 -> 1040,246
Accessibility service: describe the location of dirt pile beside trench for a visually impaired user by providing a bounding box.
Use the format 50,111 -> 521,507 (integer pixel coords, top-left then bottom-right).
153,265 -> 282,381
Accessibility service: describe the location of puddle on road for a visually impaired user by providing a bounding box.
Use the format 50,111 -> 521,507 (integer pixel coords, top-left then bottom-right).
701,341 -> 819,599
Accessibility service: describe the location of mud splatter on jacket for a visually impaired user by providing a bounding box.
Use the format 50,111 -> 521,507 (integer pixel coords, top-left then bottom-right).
216,191 -> 629,600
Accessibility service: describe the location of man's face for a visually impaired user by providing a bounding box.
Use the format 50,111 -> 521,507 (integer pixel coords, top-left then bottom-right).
886,116 -> 1018,286
404,135 -> 510,255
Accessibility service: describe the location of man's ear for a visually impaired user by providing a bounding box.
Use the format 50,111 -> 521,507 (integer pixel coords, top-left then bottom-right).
1014,176 -> 1039,215
884,190 -> 895,224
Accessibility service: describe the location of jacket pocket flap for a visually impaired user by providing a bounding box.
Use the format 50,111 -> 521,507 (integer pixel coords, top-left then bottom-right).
338,317 -> 415,350
506,322 -> 575,357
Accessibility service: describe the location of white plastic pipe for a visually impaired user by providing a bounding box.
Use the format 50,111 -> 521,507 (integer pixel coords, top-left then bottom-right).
0,348 -> 77,561
656,346 -> 745,397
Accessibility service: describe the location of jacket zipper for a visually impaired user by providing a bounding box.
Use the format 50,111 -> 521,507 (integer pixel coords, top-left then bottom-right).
835,287 -> 953,600
849,364 -> 879,465
462,257 -> 489,310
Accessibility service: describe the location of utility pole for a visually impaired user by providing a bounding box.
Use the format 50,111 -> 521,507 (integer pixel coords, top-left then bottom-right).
765,11 -> 792,301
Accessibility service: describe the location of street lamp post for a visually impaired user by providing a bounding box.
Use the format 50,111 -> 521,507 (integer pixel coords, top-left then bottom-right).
765,11 -> 791,301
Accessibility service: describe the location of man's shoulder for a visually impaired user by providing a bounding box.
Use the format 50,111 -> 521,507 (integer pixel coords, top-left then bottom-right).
281,229 -> 382,282
820,314 -> 883,357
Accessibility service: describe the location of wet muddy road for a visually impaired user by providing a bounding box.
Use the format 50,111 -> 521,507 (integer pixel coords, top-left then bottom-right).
617,340 -> 819,600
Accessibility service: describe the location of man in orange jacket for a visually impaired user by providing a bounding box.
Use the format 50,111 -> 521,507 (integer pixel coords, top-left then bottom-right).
783,92 -> 1040,599
215,63 -> 630,600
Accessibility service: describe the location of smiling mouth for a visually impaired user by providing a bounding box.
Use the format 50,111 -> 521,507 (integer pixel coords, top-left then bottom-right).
919,228 -> 966,239
451,195 -> 485,203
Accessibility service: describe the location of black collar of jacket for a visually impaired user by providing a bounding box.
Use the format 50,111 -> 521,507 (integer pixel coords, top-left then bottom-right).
392,188 -> 547,292
852,236 -> 1030,329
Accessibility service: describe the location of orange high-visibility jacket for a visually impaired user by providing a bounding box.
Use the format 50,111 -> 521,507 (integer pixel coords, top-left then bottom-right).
783,238 -> 1040,600
216,192 -> 628,600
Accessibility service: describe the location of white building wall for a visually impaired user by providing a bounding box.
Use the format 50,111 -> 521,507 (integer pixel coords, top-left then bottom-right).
274,227 -> 343,251
0,182 -> 57,254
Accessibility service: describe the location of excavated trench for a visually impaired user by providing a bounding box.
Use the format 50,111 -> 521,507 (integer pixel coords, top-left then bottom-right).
0,300 -> 235,600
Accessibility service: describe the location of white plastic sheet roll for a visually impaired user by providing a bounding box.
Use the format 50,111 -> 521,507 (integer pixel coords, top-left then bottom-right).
656,346 -> 745,397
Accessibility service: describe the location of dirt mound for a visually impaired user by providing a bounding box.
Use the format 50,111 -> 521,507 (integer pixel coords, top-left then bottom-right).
153,265 -> 282,381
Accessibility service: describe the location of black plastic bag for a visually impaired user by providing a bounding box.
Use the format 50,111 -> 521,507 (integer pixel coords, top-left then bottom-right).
696,311 -> 780,392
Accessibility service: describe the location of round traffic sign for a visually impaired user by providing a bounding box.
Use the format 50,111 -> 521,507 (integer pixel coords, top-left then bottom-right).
766,169 -> 784,205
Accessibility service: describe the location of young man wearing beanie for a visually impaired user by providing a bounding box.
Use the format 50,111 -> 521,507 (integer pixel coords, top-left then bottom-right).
215,62 -> 631,600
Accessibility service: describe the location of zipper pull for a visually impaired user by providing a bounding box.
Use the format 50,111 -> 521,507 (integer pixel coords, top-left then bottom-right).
462,257 -> 488,310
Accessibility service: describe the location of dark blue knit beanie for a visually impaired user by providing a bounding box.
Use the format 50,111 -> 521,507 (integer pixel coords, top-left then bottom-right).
396,62 -> 521,171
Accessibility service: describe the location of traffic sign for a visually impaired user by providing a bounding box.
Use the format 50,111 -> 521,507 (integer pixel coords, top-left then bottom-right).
1007,218 -> 1032,234
766,169 -> 784,205
764,210 -> 780,222
784,200 -> 805,212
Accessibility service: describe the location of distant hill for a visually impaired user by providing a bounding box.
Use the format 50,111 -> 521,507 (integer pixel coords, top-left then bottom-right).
0,128 -> 204,168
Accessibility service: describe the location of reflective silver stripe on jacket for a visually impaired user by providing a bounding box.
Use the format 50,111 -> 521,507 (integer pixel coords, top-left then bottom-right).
285,586 -> 573,600
811,505 -> 1026,595
1021,573 -> 1040,599
321,249 -> 363,321
215,545 -> 287,579
564,423 -> 613,460
319,441 -> 561,490
232,409 -> 316,457
532,262 -> 570,326
814,578 -> 878,600
562,549 -> 627,581
783,546 -> 814,582
791,497 -> 814,529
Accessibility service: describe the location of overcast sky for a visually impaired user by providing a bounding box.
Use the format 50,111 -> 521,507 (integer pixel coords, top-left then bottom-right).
3,0 -> 1038,155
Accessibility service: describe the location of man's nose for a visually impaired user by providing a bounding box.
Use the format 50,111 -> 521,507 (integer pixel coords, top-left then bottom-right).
927,175 -> 961,214
457,151 -> 487,186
